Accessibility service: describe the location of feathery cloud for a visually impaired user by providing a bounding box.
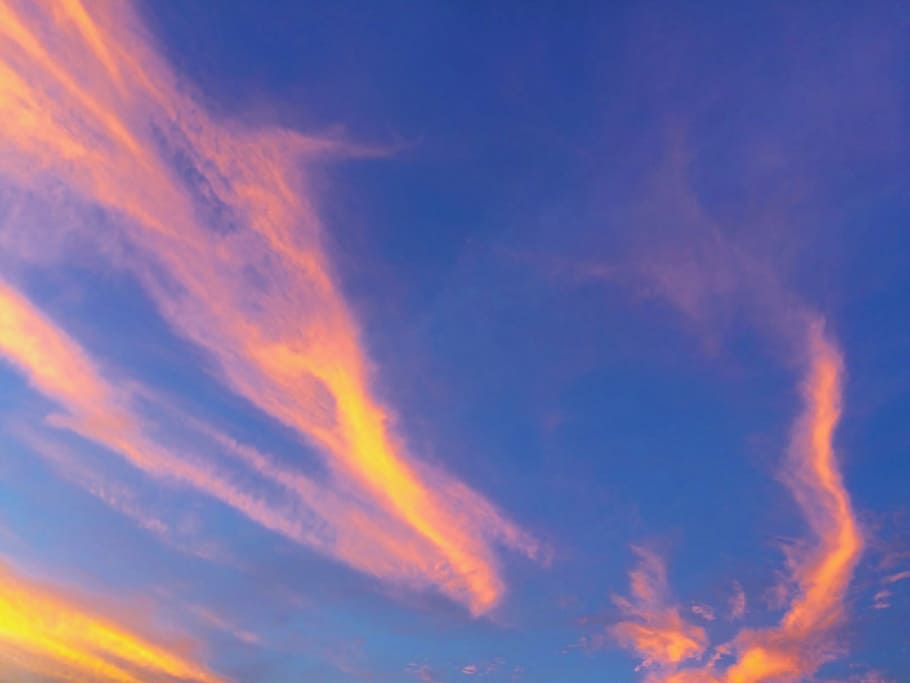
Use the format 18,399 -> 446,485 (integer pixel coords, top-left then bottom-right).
0,0 -> 537,614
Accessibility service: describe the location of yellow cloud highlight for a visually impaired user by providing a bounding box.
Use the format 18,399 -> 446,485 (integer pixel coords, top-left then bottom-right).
0,563 -> 223,683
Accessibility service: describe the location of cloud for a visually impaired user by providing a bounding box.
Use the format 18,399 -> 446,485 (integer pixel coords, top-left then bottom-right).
870,568 -> 910,610
871,589 -> 891,610
0,561 -> 223,683
0,277 -> 533,620
407,662 -> 445,683
604,277 -> 863,681
690,604 -> 715,622
585,118 -> 865,681
187,605 -> 260,646
882,570 -> 910,585
609,547 -> 708,671
728,583 -> 746,621
0,279 -> 333,550
710,323 -> 863,682
0,0 -> 538,614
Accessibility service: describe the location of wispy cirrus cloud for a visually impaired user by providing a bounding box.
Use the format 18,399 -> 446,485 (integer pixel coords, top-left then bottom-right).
579,123 -> 865,680
0,0 -> 537,615
870,569 -> 910,610
883,570 -> 910,584
609,547 -> 708,672
14,427 -> 230,564
728,582 -> 746,622
0,278 -> 346,558
0,561 -> 223,683
606,303 -> 863,683
0,258 -> 520,620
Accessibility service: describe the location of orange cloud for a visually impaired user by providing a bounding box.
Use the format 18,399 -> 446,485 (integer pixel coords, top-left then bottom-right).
0,279 -> 489,603
610,323 -> 863,683
0,0 -> 536,613
777,322 -> 862,642
610,547 -> 708,671
187,605 -> 260,646
575,118 -> 867,681
0,561 -> 224,683
0,279 -> 331,549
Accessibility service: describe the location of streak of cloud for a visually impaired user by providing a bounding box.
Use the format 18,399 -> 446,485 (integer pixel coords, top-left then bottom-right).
0,561 -> 224,683
0,278 -> 524,618
607,321 -> 862,683
713,323 -> 860,683
882,570 -> 910,585
0,0 -> 537,614
15,428 -> 229,563
870,568 -> 910,610
187,605 -> 260,646
585,117 -> 866,679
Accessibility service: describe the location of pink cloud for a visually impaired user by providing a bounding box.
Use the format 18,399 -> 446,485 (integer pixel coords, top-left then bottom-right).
728,582 -> 746,621
0,0 -> 538,615
609,547 -> 708,671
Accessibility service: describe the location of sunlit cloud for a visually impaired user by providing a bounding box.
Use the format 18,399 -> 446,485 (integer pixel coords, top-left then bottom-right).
577,117 -> 867,680
407,661 -> 445,683
0,278 -> 339,554
0,0 -> 537,614
608,319 -> 862,683
0,562 -> 223,683
610,547 -> 708,671
0,277 -> 528,617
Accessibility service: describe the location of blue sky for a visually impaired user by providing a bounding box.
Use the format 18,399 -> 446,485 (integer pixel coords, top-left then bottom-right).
0,1 -> 908,682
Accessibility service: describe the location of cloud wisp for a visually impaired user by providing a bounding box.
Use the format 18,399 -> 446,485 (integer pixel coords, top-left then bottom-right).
0,0 -> 537,615
0,561 -> 223,683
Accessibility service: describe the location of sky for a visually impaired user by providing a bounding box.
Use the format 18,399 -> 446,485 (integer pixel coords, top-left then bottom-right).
0,1 -> 908,682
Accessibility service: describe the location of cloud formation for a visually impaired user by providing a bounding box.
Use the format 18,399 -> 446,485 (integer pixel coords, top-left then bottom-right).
0,0 -> 537,615
0,562 -> 223,683
610,322 -> 863,682
728,583 -> 746,622
610,547 -> 708,670
584,112 -> 868,680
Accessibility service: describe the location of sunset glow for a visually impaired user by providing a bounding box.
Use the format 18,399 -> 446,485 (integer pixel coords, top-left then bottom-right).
0,1 -> 906,681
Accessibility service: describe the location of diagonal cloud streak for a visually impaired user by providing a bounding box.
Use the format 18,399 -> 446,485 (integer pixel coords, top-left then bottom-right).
0,256 -> 518,619
0,561 -> 224,683
0,0 -> 537,614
